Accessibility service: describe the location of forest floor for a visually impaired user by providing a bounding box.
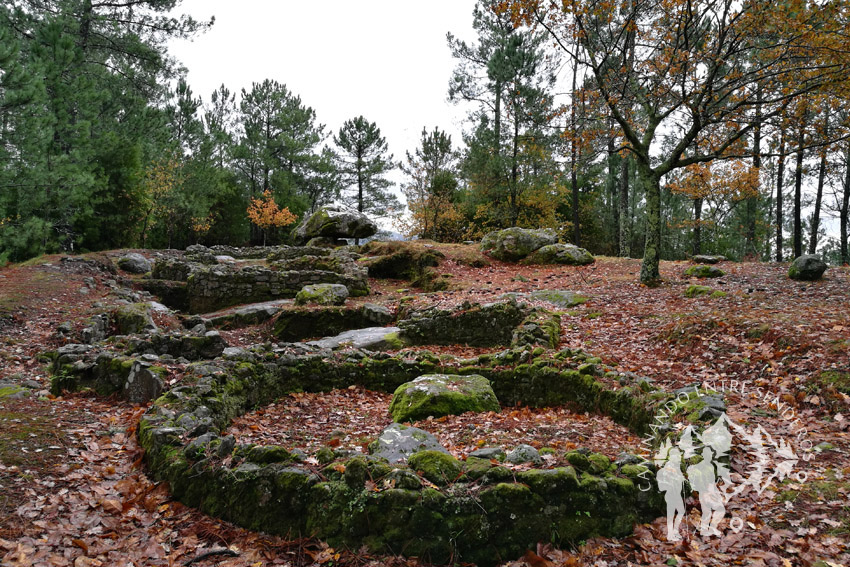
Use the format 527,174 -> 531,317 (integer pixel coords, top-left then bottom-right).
1,246 -> 849,566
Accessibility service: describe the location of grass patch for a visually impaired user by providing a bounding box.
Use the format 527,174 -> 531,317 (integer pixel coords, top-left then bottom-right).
0,410 -> 61,468
774,470 -> 850,534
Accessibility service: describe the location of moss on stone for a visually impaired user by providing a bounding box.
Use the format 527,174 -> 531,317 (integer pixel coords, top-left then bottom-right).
620,464 -> 650,479
0,385 -> 27,399
517,467 -> 579,493
242,445 -> 296,465
382,332 -> 404,350
408,451 -> 463,485
684,265 -> 725,278
389,374 -> 500,423
565,451 -> 590,471
587,453 -> 611,474
463,457 -> 496,480
685,285 -> 712,298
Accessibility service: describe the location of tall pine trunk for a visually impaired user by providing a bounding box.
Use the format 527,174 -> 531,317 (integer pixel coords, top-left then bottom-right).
607,134 -> 619,253
570,59 -> 580,246
808,151 -> 827,254
793,115 -> 806,259
510,112 -> 520,227
746,83 -> 762,257
619,156 -> 630,257
692,197 -> 702,256
776,126 -> 787,262
841,145 -> 850,265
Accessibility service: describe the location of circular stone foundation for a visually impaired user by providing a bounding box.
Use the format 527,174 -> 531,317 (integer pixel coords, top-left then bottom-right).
138,346 -> 669,566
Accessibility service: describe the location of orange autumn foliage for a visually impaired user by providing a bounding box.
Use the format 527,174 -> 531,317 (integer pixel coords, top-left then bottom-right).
246,190 -> 296,232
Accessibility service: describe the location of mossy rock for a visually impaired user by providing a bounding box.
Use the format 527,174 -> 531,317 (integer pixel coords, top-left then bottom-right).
240,445 -> 297,465
138,279 -> 189,311
692,254 -> 726,264
292,206 -> 377,244
0,385 -> 29,399
398,299 -> 529,347
528,290 -> 588,308
271,306 -> 374,342
521,243 -> 595,266
389,374 -> 500,422
511,310 -> 561,350
114,303 -> 155,335
361,242 -> 448,291
684,265 -> 725,278
274,255 -> 348,273
407,450 -> 463,485
565,451 -> 591,471
788,254 -> 827,281
294,283 -> 349,306
685,285 -> 712,298
684,285 -> 726,299
587,453 -> 612,474
480,227 -> 557,262
369,423 -> 449,464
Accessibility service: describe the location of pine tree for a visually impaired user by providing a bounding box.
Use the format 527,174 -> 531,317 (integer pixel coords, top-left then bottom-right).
449,0 -> 559,233
400,127 -> 463,241
333,116 -> 398,225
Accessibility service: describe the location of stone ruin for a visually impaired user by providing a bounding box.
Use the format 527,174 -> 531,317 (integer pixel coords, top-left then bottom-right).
45,220 -> 697,565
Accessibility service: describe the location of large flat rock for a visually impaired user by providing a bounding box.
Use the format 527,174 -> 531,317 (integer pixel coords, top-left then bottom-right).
306,326 -> 401,351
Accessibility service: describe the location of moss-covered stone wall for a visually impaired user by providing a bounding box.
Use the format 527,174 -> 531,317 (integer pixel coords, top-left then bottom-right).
136,347 -> 668,565
186,266 -> 369,313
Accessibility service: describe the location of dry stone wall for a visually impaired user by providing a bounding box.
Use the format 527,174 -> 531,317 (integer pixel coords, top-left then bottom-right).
147,246 -> 369,314
186,265 -> 368,314
136,347 -> 668,566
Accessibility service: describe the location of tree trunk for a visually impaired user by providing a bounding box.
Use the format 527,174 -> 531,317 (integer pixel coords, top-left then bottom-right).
494,82 -> 502,157
746,83 -> 762,258
693,197 -> 702,256
639,163 -> 661,284
607,133 -> 619,253
570,59 -> 580,246
776,126 -> 786,262
841,146 -> 850,265
510,112 -> 520,227
618,156 -> 630,257
793,117 -> 805,259
807,150 -> 827,254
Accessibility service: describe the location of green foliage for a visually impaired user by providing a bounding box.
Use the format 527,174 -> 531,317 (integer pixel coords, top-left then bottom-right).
334,116 -> 399,219
399,127 -> 464,241
449,1 -> 561,235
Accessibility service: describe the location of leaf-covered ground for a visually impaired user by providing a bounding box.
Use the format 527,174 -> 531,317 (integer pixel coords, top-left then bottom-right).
1,247 -> 849,566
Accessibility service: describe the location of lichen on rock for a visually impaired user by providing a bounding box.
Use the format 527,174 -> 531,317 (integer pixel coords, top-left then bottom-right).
480,227 -> 557,262
389,374 -> 500,422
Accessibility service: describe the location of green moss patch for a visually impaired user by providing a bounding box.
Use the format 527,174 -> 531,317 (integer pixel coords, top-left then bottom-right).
684,265 -> 725,278
134,345 -> 671,565
389,374 -> 500,422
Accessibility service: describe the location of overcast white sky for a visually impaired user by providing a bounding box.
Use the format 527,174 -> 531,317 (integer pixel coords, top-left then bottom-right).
168,0 -> 478,184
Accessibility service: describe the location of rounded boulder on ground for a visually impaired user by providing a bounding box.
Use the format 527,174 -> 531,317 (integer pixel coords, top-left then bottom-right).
294,283 -> 349,306
684,265 -> 725,278
788,254 -> 827,281
368,423 -> 449,464
292,206 -> 377,244
522,243 -> 595,266
117,252 -> 151,274
480,227 -> 557,262
692,254 -> 726,264
389,374 -> 500,423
